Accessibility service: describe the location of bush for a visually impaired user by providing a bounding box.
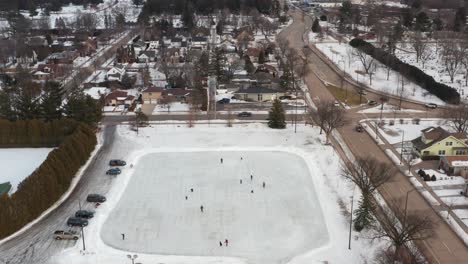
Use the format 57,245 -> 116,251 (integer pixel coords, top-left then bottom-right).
349,38 -> 460,104
417,169 -> 426,177
0,119 -> 97,239
389,120 -> 395,126
431,175 -> 437,181
424,174 -> 431,181
413,118 -> 421,124
399,119 -> 405,124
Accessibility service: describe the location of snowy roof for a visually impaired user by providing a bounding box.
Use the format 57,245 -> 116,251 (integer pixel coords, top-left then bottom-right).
84,87 -> 110,100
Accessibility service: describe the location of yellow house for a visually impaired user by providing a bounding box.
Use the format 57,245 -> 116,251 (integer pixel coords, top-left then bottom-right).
142,87 -> 164,104
412,127 -> 468,158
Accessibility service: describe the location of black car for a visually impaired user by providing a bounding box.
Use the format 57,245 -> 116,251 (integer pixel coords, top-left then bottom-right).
368,100 -> 377,106
75,210 -> 94,219
106,168 -> 121,175
67,217 -> 88,227
86,194 -> 106,203
237,112 -> 252,117
109,159 -> 126,166
217,98 -> 230,104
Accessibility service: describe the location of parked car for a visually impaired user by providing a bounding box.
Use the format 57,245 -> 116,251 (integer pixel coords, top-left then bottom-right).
358,90 -> 367,95
279,95 -> 293,100
67,217 -> 88,227
425,103 -> 437,109
217,98 -> 230,104
237,112 -> 252,117
86,194 -> 106,203
355,124 -> 364,132
333,100 -> 340,107
368,100 -> 377,106
106,168 -> 121,175
109,159 -> 126,166
75,210 -> 94,219
53,230 -> 79,240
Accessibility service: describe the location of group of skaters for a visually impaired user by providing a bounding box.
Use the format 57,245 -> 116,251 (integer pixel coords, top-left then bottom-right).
222,157 -> 266,194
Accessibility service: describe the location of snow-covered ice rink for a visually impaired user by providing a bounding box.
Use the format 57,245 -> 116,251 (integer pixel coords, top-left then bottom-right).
48,123 -> 385,264
101,151 -> 327,263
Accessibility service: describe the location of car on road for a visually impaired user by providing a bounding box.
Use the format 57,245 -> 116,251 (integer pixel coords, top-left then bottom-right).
355,124 -> 364,132
53,230 -> 79,240
279,95 -> 293,100
86,194 -> 106,203
358,90 -> 367,95
75,210 -> 94,219
425,103 -> 437,109
109,159 -> 126,166
334,100 -> 340,107
106,168 -> 121,175
368,100 -> 377,106
66,217 -> 88,227
217,98 -> 230,104
237,112 -> 252,117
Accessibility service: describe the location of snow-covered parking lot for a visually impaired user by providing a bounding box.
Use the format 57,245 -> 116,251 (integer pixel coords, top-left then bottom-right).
48,123 -> 383,264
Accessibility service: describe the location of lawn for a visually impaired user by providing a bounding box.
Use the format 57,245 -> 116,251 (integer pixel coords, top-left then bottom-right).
325,84 -> 366,106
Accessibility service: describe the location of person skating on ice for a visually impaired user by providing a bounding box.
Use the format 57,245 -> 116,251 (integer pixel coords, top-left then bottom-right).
200,205 -> 204,212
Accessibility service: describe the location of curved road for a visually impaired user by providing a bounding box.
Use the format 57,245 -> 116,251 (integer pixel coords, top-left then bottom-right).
0,126 -> 134,264
279,8 -> 468,263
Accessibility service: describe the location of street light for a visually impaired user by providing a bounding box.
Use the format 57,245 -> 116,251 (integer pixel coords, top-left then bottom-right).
403,188 -> 417,225
127,254 -> 138,264
338,59 -> 347,99
400,130 -> 405,165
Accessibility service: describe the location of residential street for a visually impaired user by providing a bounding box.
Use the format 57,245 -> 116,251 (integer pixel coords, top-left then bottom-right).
277,8 -> 468,263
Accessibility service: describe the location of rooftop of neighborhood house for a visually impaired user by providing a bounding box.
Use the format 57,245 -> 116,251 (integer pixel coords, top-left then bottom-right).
143,86 -> 165,93
106,91 -> 134,101
444,156 -> 468,167
412,126 -> 468,150
235,86 -> 282,94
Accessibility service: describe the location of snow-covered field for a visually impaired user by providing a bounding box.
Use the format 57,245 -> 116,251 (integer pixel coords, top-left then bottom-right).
394,43 -> 468,100
21,0 -> 142,28
314,42 -> 445,105
0,148 -> 53,193
48,123 -> 384,264
358,103 -> 424,114
377,119 -> 449,144
153,102 -> 190,113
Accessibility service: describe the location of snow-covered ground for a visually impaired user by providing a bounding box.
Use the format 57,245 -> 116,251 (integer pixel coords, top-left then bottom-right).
394,42 -> 468,100
153,102 -> 190,113
21,0 -> 142,29
377,119 -> 449,144
48,123 -> 384,264
358,103 -> 424,114
314,42 -> 445,105
0,148 -> 53,193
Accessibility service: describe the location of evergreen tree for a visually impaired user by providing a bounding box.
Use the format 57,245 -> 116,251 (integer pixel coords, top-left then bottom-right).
414,12 -> 431,32
40,81 -> 64,121
64,90 -> 102,125
15,86 -> 40,120
210,48 -> 227,82
353,197 -> 374,231
182,1 -> 195,30
244,55 -> 255,74
0,88 -> 16,121
258,49 -> 266,64
268,99 -> 286,129
311,18 -> 321,33
121,73 -> 134,89
454,7 -> 466,32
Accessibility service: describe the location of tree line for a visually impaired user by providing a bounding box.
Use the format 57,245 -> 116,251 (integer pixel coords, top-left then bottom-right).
0,119 -> 97,239
0,0 -> 103,13
349,38 -> 460,104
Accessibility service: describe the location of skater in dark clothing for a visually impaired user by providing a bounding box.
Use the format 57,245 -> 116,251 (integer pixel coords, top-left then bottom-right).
130,164 -> 133,168
219,241 -> 223,247
241,157 -> 243,160
225,239 -> 229,247
121,233 -> 125,240
190,188 -> 193,192
250,174 -> 253,181
262,182 -> 265,188
220,158 -> 223,164
200,205 -> 204,212
240,179 -> 242,184
185,196 -> 188,200
251,190 -> 254,193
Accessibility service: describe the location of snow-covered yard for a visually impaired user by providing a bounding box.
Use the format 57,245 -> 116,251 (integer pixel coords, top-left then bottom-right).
377,119 -> 449,144
0,148 -> 53,193
358,103 -> 424,114
153,102 -> 190,113
48,123 -> 384,264
314,42 -> 445,105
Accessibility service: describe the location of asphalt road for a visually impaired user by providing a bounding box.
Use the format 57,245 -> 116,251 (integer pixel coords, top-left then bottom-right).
0,126 -> 130,264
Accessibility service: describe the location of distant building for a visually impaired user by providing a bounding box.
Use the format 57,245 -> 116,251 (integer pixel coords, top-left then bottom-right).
412,126 -> 468,158
234,87 -> 284,102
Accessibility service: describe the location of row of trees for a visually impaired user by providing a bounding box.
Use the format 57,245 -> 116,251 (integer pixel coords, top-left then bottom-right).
0,119 -> 97,239
349,38 -> 460,103
0,0 -> 103,13
0,77 -> 102,125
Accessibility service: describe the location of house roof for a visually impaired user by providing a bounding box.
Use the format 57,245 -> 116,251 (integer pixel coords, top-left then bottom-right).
413,127 -> 468,151
143,86 -> 164,93
192,36 -> 208,42
162,88 -> 190,97
444,156 -> 468,167
106,91 -> 134,101
235,86 -> 280,94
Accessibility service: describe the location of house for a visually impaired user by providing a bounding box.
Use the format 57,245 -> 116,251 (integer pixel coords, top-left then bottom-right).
33,70 -> 50,81
256,64 -> 278,77
233,87 -> 284,102
107,64 -> 126,82
439,156 -> 468,176
138,50 -> 156,63
45,51 -> 79,64
162,88 -> 191,102
142,86 -> 164,104
105,90 -> 135,106
412,127 -> 468,158
191,36 -> 208,50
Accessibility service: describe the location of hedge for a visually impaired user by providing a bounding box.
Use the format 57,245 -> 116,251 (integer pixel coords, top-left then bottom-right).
349,38 -> 460,104
0,119 -> 97,239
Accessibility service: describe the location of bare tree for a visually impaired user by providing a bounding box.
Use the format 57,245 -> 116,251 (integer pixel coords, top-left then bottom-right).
442,102 -> 468,133
310,100 -> 349,144
442,40 -> 464,83
226,107 -> 233,127
354,48 -> 375,74
342,156 -> 396,230
397,72 -> 408,110
371,202 -> 435,263
409,32 -> 428,63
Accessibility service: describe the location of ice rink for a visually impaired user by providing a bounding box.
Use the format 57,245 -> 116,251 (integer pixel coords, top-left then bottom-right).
101,151 -> 328,264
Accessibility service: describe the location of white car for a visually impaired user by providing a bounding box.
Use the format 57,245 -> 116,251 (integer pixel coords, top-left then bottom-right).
425,103 -> 437,109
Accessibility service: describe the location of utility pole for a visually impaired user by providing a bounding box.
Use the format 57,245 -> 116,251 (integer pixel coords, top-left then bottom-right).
78,200 -> 86,251
400,130 -> 405,164
348,194 -> 354,250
